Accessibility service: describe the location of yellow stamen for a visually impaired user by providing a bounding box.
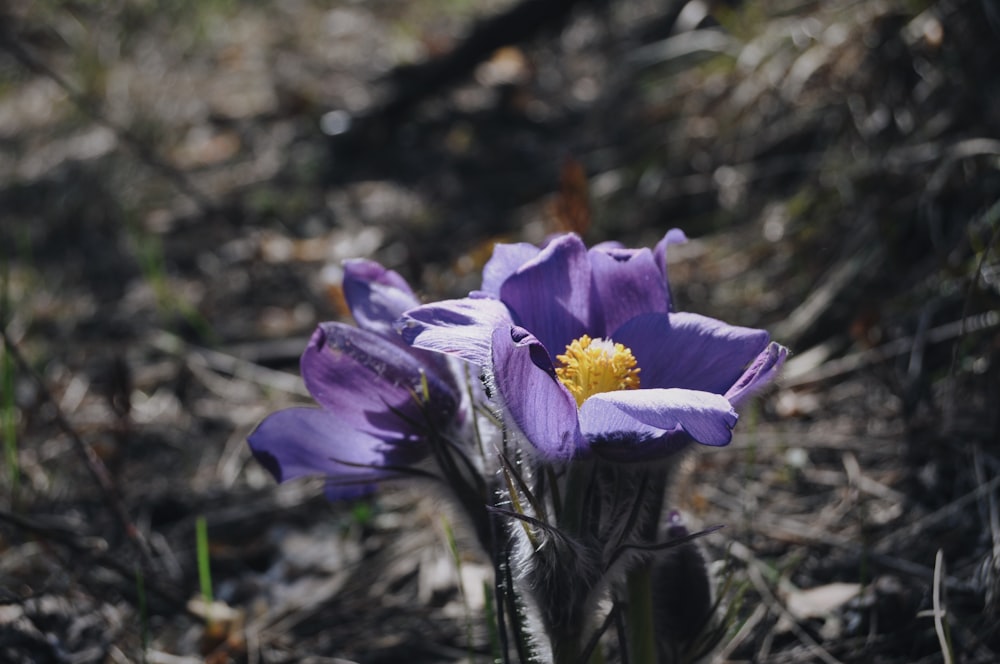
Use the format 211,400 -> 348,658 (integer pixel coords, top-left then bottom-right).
555,335 -> 641,408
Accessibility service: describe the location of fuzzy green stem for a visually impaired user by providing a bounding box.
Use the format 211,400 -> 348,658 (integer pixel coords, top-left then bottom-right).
558,460 -> 592,538
553,456 -> 587,663
549,463 -> 590,663
625,467 -> 666,664
552,631 -> 582,664
549,461 -> 594,664
626,565 -> 657,664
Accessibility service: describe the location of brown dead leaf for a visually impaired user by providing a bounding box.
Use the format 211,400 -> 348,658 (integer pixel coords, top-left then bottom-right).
547,156 -> 591,235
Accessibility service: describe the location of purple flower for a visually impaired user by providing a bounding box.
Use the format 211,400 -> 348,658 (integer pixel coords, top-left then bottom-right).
248,260 -> 459,499
399,232 -> 787,462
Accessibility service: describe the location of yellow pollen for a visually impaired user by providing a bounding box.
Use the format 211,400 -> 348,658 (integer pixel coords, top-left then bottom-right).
555,335 -> 641,408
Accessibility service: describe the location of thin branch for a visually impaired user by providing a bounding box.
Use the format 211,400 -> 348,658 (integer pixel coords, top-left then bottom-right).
0,328 -> 156,574
742,548 -> 845,664
605,525 -> 724,572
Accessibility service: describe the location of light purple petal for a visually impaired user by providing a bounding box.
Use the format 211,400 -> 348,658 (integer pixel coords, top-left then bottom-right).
654,229 -> 687,312
613,312 -> 769,395
302,323 -> 456,434
342,259 -> 420,337
490,325 -> 583,460
588,246 -> 669,335
725,341 -> 788,405
499,233 -> 590,355
341,262 -> 458,389
580,388 -> 737,461
398,296 -> 513,365
248,407 -> 424,499
481,242 -> 542,296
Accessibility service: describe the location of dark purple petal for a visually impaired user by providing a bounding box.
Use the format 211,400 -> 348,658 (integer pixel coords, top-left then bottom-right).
248,407 -> 424,499
612,312 -> 769,395
588,246 -> 669,335
481,242 -> 541,296
342,259 -> 420,337
654,229 -> 687,312
499,233 -> 590,355
725,341 -> 788,405
302,323 -> 456,434
580,388 -> 737,461
490,325 -> 583,460
398,296 -> 513,365
342,260 -> 458,394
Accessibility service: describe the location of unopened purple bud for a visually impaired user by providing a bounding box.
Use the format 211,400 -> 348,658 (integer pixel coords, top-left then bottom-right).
666,509 -> 689,539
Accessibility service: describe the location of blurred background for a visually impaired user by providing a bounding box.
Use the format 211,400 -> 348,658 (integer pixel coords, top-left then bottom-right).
1,0 -> 999,662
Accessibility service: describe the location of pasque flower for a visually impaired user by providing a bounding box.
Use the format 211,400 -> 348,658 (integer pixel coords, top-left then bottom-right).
399,231 -> 787,462
248,260 -> 460,499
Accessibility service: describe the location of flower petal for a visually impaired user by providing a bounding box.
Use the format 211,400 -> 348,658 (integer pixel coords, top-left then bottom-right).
398,296 -> 513,365
302,322 -> 456,434
342,259 -> 420,337
499,233 -> 590,354
247,407 -> 424,499
490,325 -> 583,460
588,246 -> 669,335
613,312 -> 769,395
725,341 -> 788,405
580,388 -> 737,461
654,229 -> 687,312
481,242 -> 542,296
342,261 -> 457,390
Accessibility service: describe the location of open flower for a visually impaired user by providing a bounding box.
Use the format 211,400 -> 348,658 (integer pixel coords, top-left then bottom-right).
399,232 -> 786,462
248,260 -> 459,499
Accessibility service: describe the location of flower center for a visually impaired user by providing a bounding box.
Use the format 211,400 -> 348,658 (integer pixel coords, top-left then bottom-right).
555,335 -> 641,407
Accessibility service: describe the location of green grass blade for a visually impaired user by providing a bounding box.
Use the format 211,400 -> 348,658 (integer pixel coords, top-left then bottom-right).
1,259 -> 18,491
196,515 -> 214,624
2,343 -> 17,488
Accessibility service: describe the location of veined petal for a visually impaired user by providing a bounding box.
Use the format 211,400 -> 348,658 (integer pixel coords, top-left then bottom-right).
247,407 -> 424,499
342,259 -> 420,337
499,233 -> 590,354
398,296 -> 513,365
613,312 -> 769,395
302,323 -> 456,434
654,228 -> 687,312
481,242 -> 542,296
588,246 -> 669,335
342,261 -> 457,392
580,388 -> 737,461
490,325 -> 583,460
725,341 -> 788,406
